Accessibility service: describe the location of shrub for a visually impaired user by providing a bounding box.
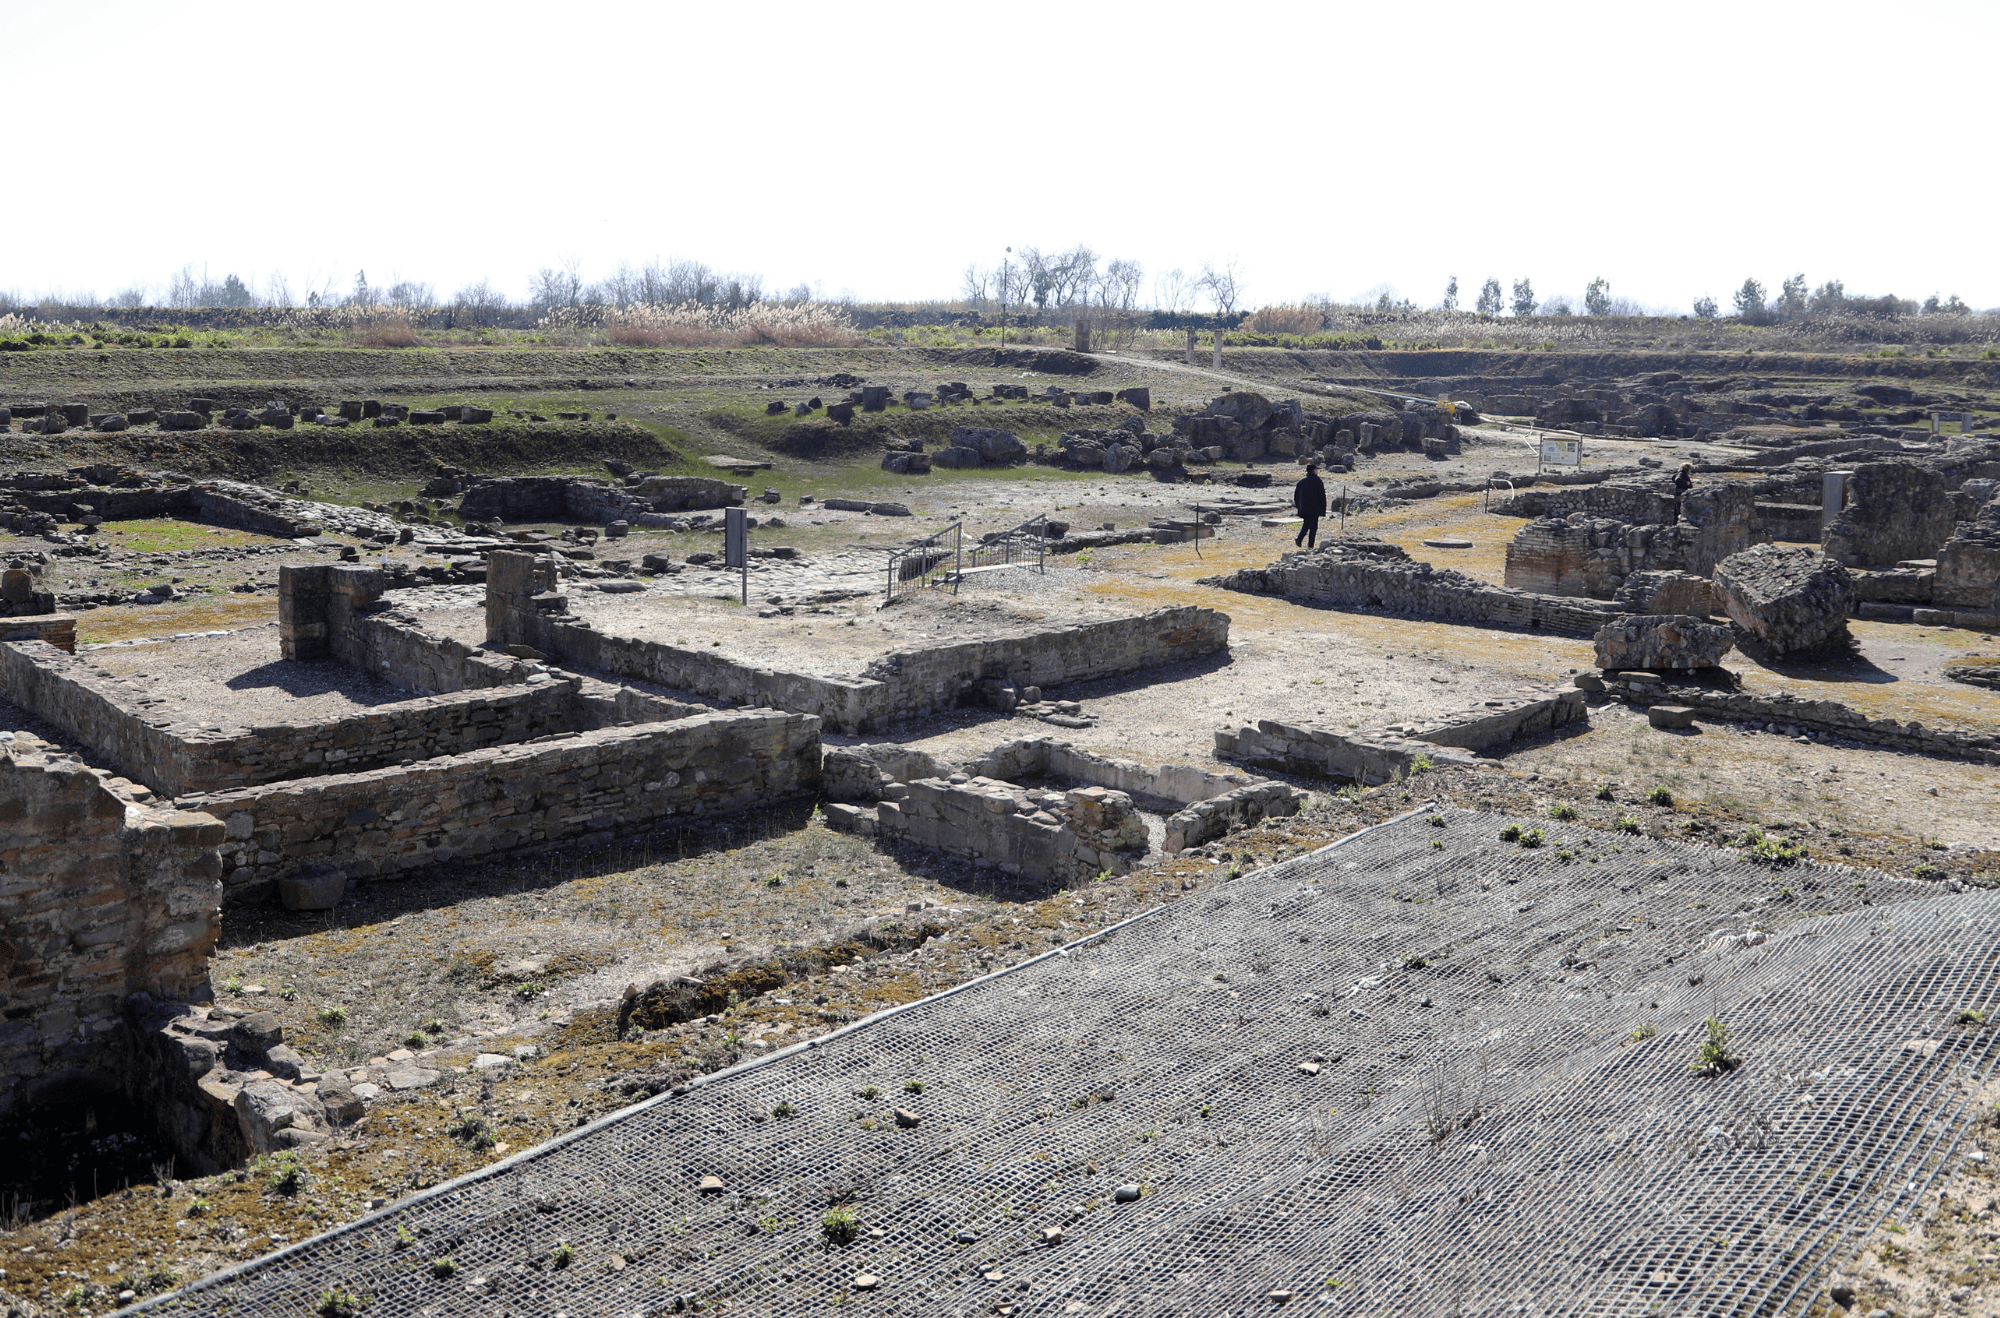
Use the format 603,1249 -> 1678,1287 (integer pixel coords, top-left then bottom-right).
317,1288 -> 366,1318
821,1205 -> 861,1246
430,1257 -> 458,1280
1647,786 -> 1674,807
1518,827 -> 1546,849
449,1113 -> 495,1150
1689,1017 -> 1741,1075
772,1100 -> 797,1117
259,1152 -> 306,1194
1615,815 -> 1642,834
1402,955 -> 1429,970
316,1005 -> 347,1025
1629,1024 -> 1657,1043
904,1080 -> 924,1094
1749,836 -> 1808,867
1549,803 -> 1578,821
552,1241 -> 574,1269
1499,824 -> 1523,842
1427,814 -> 1446,828
1595,784 -> 1616,801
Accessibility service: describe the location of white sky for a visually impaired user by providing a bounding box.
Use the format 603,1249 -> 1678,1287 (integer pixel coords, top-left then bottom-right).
7,0 -> 1995,311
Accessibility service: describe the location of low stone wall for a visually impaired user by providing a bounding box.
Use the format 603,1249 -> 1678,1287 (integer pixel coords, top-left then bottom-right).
0,637 -> 593,796
1584,672 -> 2000,764
866,777 -> 1148,886
0,613 -> 76,652
965,735 -> 1264,811
1162,780 -> 1308,853
487,552 -> 1231,732
459,474 -> 744,523
1204,547 -> 1617,638
1216,719 -> 1477,785
1216,688 -> 1584,784
0,742 -> 224,1117
179,709 -> 822,901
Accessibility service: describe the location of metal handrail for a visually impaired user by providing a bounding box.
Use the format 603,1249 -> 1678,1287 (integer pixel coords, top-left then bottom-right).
885,515 -> 1047,602
1484,477 -> 1516,512
885,522 -> 961,602
964,513 -> 1047,578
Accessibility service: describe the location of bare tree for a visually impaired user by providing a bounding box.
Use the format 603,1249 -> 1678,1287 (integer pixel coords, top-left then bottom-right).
782,282 -> 815,304
384,279 -> 436,310
959,262 -> 990,307
1200,258 -> 1245,315
529,259 -> 585,308
451,279 -> 510,326
1097,258 -> 1143,312
1049,244 -> 1097,308
1441,276 -> 1459,312
167,264 -> 202,309
262,272 -> 293,308
110,284 -> 148,308
1153,267 -> 1195,316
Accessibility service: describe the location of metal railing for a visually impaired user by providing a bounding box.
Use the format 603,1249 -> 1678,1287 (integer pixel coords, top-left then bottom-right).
885,522 -> 961,602
962,513 -> 1046,578
884,515 -> 1047,602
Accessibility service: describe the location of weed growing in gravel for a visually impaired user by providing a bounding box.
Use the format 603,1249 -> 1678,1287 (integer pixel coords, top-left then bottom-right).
822,1205 -> 861,1245
1689,1017 -> 1741,1075
1956,1009 -> 1987,1026
317,1005 -> 347,1025
1411,755 -> 1434,775
1647,786 -> 1675,807
1518,827 -> 1546,849
552,1242 -> 575,1268
1596,784 -> 1616,801
904,1080 -> 924,1094
430,1257 -> 458,1280
257,1152 -> 306,1195
395,1224 -> 416,1250
1629,1024 -> 1657,1043
1748,835 -> 1808,866
317,1288 -> 365,1318
1615,815 -> 1642,834
1549,803 -> 1578,821
187,1197 -> 210,1216
1499,824 -> 1523,842
449,1112 -> 495,1150
772,1101 -> 797,1117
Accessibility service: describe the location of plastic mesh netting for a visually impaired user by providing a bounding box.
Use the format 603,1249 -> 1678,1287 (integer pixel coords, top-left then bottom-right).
134,806 -> 1998,1317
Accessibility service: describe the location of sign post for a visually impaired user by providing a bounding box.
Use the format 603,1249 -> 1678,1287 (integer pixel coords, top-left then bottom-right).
724,507 -> 748,605
1537,438 -> 1582,474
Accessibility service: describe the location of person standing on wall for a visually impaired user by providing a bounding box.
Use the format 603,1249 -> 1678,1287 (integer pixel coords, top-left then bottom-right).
1293,463 -> 1327,549
1672,462 -> 1693,520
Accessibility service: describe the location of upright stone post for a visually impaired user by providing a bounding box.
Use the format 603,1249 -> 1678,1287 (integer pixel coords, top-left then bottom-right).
278,564 -> 334,661
486,550 -> 562,651
1185,328 -> 1196,364
1212,332 -> 1223,369
1821,471 -> 1852,536
1074,318 -> 1091,353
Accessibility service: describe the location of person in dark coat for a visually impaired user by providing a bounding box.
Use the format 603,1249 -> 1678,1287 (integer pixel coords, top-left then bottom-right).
1672,462 -> 1693,520
1293,463 -> 1327,548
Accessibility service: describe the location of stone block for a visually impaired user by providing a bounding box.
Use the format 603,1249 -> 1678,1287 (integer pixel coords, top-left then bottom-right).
1712,544 -> 1855,657
1647,705 -> 1698,729
1593,614 -> 1735,671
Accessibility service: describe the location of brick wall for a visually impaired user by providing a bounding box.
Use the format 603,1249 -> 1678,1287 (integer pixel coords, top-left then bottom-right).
178,709 -> 822,901
0,743 -> 223,1117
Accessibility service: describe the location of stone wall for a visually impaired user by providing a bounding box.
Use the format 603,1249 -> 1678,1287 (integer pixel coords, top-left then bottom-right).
0,614 -> 77,652
0,742 -> 224,1117
179,709 -> 822,902
868,777 -> 1148,886
965,736 -> 1263,812
1204,544 -> 1618,638
1933,500 -> 2000,611
1503,516 -> 1638,598
1822,461 -> 1957,567
487,552 -> 1231,732
1215,686 -> 1585,784
1493,480 -> 1673,524
1586,672 -> 2000,764
0,637 -> 591,797
458,475 -> 744,523
1216,720 -> 1477,785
